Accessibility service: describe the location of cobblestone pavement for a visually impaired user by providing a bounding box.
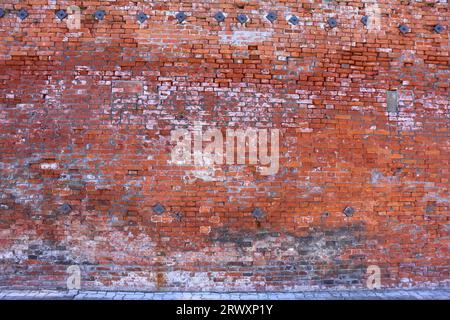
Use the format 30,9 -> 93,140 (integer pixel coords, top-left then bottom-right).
0,288 -> 449,300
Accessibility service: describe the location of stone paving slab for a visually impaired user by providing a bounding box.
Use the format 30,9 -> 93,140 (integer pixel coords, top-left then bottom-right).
0,288 -> 448,300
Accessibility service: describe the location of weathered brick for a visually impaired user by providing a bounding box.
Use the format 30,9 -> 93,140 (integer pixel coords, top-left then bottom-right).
0,0 -> 448,292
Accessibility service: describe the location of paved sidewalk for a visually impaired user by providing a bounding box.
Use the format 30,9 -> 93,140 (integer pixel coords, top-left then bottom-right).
0,288 -> 449,300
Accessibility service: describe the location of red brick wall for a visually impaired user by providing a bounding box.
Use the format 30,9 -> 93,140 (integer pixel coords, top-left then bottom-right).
0,1 -> 448,291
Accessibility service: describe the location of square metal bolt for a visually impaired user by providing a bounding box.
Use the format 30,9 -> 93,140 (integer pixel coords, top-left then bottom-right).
434,24 -> 444,33
237,13 -> 248,24
152,203 -> 165,215
266,12 -> 277,23
328,17 -> 337,28
361,15 -> 368,26
214,11 -> 225,23
399,24 -> 409,34
94,10 -> 105,21
252,208 -> 265,219
172,212 -> 183,222
60,203 -> 72,215
288,15 -> 299,25
55,9 -> 68,20
0,8 -> 5,18
17,9 -> 28,20
343,206 -> 355,217
137,12 -> 148,23
176,11 -> 187,23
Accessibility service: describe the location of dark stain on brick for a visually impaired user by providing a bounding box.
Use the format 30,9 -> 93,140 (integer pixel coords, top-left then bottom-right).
209,223 -> 367,286
321,211 -> 330,220
209,227 -> 267,248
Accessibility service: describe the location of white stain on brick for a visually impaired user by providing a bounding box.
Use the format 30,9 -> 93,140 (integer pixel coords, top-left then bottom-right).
40,163 -> 58,170
110,272 -> 157,290
364,0 -> 382,31
186,168 -> 224,182
219,30 -> 273,45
